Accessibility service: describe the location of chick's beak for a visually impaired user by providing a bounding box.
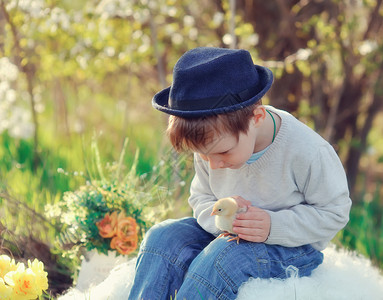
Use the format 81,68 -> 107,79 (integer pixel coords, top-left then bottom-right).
211,209 -> 217,216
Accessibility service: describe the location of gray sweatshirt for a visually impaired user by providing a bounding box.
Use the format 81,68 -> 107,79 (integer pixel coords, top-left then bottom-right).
188,106 -> 352,251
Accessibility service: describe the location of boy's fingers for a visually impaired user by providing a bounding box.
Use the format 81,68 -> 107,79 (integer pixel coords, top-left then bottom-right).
233,226 -> 268,236
231,195 -> 252,207
236,206 -> 268,220
232,219 -> 265,229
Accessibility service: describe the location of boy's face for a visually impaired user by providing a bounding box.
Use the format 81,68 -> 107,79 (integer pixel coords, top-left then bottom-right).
197,119 -> 260,170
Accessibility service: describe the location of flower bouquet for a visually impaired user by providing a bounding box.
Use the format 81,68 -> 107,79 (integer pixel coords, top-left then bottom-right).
0,254 -> 48,300
46,138 -> 173,260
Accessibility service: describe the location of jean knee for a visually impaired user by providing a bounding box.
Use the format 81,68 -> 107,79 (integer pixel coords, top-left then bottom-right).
187,239 -> 267,294
295,246 -> 323,277
269,245 -> 324,278
141,218 -> 180,248
216,242 -> 271,292
139,218 -> 214,273
141,217 -> 212,250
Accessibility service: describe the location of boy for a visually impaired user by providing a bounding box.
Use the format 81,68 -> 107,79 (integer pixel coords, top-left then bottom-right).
128,47 -> 351,300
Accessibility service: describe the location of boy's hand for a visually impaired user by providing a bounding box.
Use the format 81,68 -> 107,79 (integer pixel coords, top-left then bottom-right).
231,195 -> 252,209
231,196 -> 271,243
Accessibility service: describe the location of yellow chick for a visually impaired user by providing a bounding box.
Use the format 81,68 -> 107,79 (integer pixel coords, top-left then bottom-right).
211,197 -> 246,244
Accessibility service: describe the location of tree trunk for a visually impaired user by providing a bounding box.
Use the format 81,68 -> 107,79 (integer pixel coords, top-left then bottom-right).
344,70 -> 383,195
54,79 -> 70,137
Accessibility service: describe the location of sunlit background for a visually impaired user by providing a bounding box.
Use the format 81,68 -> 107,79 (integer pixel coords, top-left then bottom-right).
1,0 -> 382,297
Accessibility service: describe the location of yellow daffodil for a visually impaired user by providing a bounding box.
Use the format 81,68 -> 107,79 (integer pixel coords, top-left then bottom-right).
4,263 -> 44,300
28,259 -> 49,291
0,277 -> 12,300
0,255 -> 49,300
0,255 -> 17,278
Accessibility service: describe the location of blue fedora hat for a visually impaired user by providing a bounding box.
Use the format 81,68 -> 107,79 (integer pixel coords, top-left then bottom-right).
152,47 -> 273,118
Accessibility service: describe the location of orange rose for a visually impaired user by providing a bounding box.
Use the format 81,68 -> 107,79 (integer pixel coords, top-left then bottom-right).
96,211 -> 118,238
116,213 -> 138,242
110,236 -> 137,255
108,212 -> 138,255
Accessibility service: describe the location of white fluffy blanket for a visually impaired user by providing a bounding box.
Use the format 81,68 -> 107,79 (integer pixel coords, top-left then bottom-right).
59,245 -> 383,299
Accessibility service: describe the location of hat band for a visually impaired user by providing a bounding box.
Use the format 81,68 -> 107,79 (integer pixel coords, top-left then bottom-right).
169,85 -> 260,112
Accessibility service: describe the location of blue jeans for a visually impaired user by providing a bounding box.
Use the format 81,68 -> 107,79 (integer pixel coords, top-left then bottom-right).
128,218 -> 323,300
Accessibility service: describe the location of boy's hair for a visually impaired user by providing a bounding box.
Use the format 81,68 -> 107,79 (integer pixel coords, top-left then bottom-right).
167,102 -> 262,152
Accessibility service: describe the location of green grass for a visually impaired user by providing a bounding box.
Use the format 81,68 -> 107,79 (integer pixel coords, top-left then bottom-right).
336,178 -> 383,269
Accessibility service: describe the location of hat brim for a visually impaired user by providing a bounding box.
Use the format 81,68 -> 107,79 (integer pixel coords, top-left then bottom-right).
152,65 -> 273,118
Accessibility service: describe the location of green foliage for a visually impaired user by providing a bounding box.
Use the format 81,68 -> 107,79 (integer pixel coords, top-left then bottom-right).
0,131 -> 73,198
337,179 -> 383,269
0,131 -> 72,237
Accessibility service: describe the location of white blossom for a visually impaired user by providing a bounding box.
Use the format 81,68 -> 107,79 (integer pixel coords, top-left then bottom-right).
0,58 -> 19,82
7,0 -> 46,18
189,28 -> 198,40
222,34 -> 234,46
7,107 -> 34,139
296,48 -> 312,61
171,33 -> 184,45
167,7 -> 177,17
248,34 -> 259,46
104,46 -> 116,57
0,57 -> 34,139
132,30 -> 143,40
212,12 -> 224,26
183,15 -> 195,27
359,40 -> 378,55
76,56 -> 88,70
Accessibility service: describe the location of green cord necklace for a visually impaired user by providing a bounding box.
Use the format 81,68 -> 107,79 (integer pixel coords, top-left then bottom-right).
266,110 -> 276,143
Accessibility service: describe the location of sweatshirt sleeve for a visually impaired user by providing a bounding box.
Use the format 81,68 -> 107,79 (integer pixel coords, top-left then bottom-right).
265,145 -> 352,250
188,154 -> 221,235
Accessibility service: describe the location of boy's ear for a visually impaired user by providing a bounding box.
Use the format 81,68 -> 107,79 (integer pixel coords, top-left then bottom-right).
252,106 -> 266,127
